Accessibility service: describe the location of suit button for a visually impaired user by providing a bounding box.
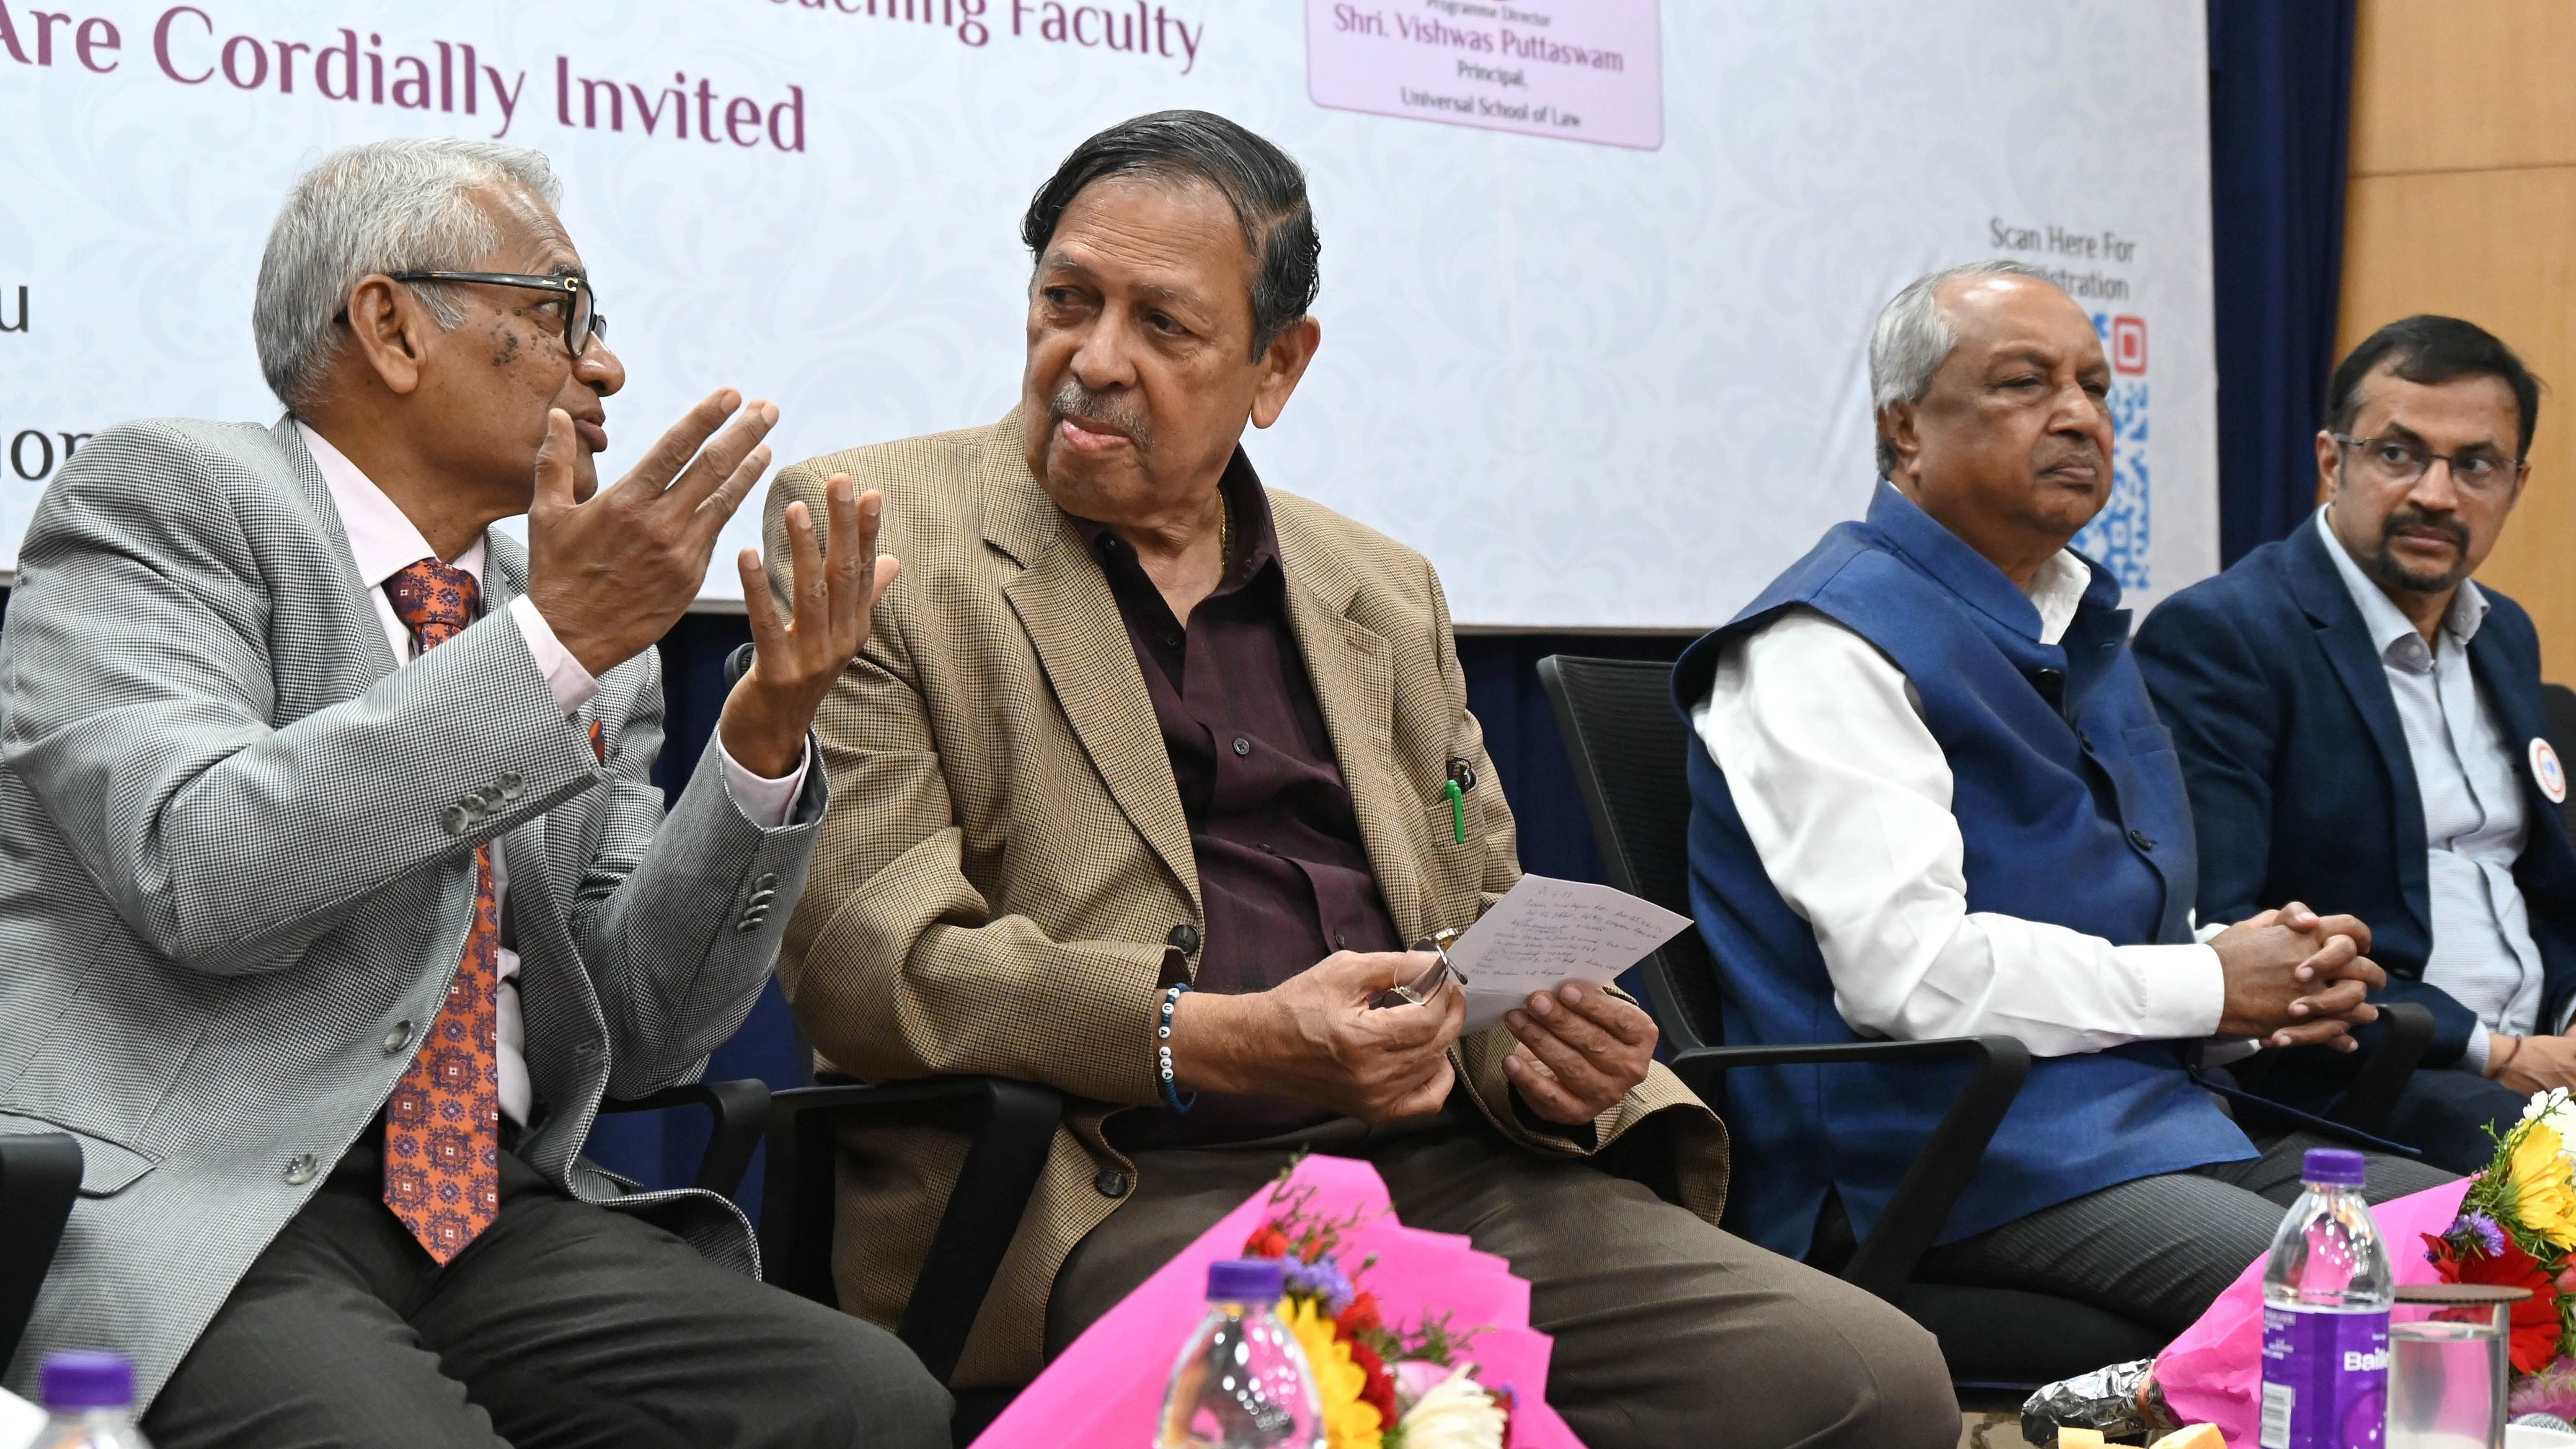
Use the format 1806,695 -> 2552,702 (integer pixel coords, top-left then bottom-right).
383,1020 -> 415,1054
495,772 -> 525,802
753,872 -> 780,890
284,1152 -> 319,1185
747,888 -> 777,907
1166,923 -> 1201,957
1094,1169 -> 1130,1199
2128,828 -> 2157,851
440,804 -> 473,836
1231,736 -> 1251,757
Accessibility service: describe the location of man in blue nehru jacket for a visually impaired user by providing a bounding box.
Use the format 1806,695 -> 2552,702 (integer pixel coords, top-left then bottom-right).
1673,262 -> 2453,1331
2137,317 -> 2576,1173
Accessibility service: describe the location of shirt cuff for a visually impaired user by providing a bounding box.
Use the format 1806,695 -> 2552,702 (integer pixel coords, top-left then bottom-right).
2112,941 -> 2228,1039
717,735 -> 811,830
508,595 -> 601,716
2464,1021 -> 2494,1076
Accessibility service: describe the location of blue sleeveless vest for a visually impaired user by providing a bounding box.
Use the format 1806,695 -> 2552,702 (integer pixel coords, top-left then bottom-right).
1671,483 -> 2254,1258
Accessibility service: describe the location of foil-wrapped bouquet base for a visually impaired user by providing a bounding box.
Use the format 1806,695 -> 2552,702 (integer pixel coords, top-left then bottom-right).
2021,1357 -> 2179,1445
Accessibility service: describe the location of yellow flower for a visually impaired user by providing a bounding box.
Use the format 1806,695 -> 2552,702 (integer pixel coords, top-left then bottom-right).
1281,1296 -> 1383,1449
2510,1122 -> 2576,1249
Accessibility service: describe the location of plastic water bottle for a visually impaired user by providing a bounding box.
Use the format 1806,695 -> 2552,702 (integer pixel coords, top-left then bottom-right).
35,1351 -> 153,1449
2260,1147 -> 2392,1448
1155,1258 -> 1324,1449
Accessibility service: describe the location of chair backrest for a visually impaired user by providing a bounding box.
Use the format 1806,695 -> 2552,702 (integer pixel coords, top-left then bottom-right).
0,1133 -> 83,1371
2545,683 -> 2576,838
1534,655 -> 1732,1056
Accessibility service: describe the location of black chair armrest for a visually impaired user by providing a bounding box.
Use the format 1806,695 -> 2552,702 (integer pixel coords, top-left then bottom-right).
0,1132 -> 83,1371
761,1076 -> 1063,1385
2325,1001 -> 2435,1135
598,1079 -> 773,1199
1669,1034 -> 2032,1302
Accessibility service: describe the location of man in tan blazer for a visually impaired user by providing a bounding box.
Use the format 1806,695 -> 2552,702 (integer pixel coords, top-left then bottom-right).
767,110 -> 1957,1448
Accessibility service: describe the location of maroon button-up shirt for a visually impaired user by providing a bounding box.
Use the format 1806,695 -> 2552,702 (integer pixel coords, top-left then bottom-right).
1072,453 -> 1406,1148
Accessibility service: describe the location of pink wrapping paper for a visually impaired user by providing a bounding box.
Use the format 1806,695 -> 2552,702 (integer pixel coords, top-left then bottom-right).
970,1153 -> 1587,1449
2154,1177 -> 2473,1440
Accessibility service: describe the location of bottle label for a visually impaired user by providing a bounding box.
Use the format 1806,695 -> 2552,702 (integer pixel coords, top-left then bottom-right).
2259,1305 -> 2388,1448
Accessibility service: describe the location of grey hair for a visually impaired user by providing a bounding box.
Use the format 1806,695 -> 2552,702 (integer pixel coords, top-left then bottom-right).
254,138 -> 562,410
1867,259 -> 2054,475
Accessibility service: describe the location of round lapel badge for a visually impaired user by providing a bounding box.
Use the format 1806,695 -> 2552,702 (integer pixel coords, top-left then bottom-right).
2533,737 -> 2569,805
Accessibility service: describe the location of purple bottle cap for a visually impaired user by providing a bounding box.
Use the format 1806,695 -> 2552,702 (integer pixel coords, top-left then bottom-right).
2303,1147 -> 2367,1187
1206,1257 -> 1286,1303
40,1351 -> 134,1411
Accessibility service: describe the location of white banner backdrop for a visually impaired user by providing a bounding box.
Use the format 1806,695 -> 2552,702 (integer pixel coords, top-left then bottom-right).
0,0 -> 2215,627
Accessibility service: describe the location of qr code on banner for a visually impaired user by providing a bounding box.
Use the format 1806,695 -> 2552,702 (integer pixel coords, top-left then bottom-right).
2071,313 -> 2151,591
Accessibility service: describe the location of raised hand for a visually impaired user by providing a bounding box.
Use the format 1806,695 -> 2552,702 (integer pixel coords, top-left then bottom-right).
1169,951 -> 1464,1122
717,475 -> 901,778
525,389 -> 778,678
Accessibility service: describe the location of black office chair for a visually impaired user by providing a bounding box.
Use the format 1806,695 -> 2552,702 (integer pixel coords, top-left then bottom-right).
763,1075 -> 1061,1443
1538,654 -> 2167,1387
599,1079 -> 774,1198
1,1133 -> 82,1373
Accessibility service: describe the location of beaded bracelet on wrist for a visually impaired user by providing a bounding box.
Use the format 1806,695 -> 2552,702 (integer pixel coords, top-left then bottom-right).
1157,982 -> 1197,1114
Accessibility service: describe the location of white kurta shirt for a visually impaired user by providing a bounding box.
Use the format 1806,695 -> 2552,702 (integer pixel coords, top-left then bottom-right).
1689,546 -> 2228,1058
299,422 -> 807,1122
2316,506 -> 2547,1071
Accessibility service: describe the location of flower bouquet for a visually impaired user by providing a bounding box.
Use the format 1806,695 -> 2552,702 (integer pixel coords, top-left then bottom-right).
2428,1089 -> 2576,1417
969,1153 -> 1585,1449
1241,1176 -> 1513,1449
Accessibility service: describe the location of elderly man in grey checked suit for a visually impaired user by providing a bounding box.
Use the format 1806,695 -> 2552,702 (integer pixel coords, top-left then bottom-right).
0,138 -> 944,1448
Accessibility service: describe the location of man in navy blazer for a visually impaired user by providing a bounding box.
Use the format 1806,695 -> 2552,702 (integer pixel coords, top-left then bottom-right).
2136,315 -> 2576,1171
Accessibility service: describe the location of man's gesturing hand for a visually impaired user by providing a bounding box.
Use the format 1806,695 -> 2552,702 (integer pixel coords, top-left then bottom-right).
717,475 -> 901,778
1167,952 -> 1464,1122
2213,902 -> 2386,1050
526,389 -> 778,679
1502,983 -> 1658,1126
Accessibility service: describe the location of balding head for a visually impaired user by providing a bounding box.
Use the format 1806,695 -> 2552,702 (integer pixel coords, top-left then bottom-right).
1870,264 -> 2115,583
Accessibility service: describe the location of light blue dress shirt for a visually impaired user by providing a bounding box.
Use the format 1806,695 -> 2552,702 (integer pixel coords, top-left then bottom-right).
2318,507 -> 2551,1071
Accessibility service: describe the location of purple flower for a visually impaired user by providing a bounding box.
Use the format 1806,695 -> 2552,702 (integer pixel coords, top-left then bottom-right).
1285,1256 -> 1355,1314
2457,1212 -> 2509,1257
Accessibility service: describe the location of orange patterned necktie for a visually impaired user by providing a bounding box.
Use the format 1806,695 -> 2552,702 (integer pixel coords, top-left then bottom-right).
380,558 -> 502,1264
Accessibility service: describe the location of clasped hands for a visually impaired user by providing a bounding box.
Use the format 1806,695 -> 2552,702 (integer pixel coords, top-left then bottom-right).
1166,950 -> 1658,1128
523,390 -> 900,778
2211,901 -> 2385,1052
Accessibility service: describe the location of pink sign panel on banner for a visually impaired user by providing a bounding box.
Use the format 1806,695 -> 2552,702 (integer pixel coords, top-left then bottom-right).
1306,0 -> 1663,151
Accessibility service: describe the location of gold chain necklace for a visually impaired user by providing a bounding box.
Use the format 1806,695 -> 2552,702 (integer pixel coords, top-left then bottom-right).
1217,492 -> 1233,576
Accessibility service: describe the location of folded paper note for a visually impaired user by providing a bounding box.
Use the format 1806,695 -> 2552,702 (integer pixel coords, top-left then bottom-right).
970,1153 -> 1587,1449
1445,874 -> 1693,1033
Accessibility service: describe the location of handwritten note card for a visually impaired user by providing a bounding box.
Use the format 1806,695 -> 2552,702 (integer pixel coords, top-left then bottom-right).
1446,875 -> 1693,1032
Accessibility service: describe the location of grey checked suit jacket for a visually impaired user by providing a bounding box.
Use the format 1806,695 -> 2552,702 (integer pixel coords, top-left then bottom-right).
0,417 -> 825,1408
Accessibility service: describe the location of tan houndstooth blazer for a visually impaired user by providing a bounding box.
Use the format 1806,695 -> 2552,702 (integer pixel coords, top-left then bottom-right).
766,409 -> 1728,1387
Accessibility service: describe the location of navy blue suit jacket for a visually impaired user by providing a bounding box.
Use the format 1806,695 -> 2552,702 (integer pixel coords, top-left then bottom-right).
2133,520 -> 2576,1073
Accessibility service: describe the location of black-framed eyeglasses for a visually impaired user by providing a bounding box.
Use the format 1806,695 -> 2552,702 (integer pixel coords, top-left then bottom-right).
2330,432 -> 2521,494
338,271 -> 607,357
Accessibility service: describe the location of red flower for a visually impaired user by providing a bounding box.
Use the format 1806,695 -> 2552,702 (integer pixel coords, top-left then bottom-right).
1244,1226 -> 1292,1259
2425,1231 -> 2567,1373
1347,1338 -> 1399,1426
1337,1290 -> 1382,1337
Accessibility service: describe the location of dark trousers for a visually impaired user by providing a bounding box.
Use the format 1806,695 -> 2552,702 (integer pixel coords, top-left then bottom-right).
144,1140 -> 949,1449
2381,1066 -> 2530,1174
1047,1103 -> 1960,1449
1916,1129 -> 2455,1334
